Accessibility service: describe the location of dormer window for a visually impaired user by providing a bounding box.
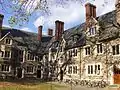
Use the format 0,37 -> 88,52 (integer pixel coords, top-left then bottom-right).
89,27 -> 96,36
5,39 -> 11,45
27,53 -> 34,61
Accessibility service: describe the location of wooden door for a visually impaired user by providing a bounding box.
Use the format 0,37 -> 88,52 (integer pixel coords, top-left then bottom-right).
113,65 -> 120,84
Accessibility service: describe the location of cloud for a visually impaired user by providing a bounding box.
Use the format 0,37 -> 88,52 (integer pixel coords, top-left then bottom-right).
21,27 -> 33,32
91,0 -> 115,16
3,24 -> 11,28
34,16 -> 45,27
33,0 -> 115,34
47,2 -> 85,29
34,2 -> 85,30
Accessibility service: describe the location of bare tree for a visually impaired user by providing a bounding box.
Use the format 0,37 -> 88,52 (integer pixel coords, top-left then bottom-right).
0,0 -> 110,27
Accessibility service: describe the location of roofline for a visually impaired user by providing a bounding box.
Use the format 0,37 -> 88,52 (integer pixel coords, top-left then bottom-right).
2,27 -> 51,37
0,32 -> 10,42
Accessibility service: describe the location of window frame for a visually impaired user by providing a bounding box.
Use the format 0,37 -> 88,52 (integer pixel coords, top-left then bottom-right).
26,66 -> 34,74
1,51 -> 4,57
112,44 -> 120,55
85,47 -> 91,56
75,49 -> 77,56
97,43 -> 103,54
68,65 -> 78,74
4,51 -> 11,58
19,50 -> 24,62
89,27 -> 96,36
87,64 -> 101,76
1,64 -> 10,72
5,38 -> 12,45
68,66 -> 72,74
27,53 -> 35,61
73,66 -> 77,74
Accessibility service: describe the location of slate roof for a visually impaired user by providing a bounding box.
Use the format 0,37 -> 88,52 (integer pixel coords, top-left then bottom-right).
63,23 -> 86,49
48,10 -> 120,50
64,10 -> 120,48
97,10 -> 120,41
47,23 -> 86,50
1,10 -> 119,53
1,28 -> 52,55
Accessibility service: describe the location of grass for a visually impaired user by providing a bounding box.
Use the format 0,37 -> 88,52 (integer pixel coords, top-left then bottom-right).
0,81 -> 66,90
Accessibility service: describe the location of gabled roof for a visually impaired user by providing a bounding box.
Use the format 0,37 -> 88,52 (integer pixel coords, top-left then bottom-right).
64,10 -> 120,48
1,9 -> 119,54
49,10 -> 120,50
1,28 -> 52,55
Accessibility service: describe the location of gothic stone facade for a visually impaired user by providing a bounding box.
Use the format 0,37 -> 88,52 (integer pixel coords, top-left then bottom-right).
0,0 -> 120,86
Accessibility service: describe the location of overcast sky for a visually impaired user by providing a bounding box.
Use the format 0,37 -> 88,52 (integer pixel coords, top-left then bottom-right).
2,0 -> 115,35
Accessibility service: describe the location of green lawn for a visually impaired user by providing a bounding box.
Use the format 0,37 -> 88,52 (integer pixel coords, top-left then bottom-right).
0,82 -> 66,90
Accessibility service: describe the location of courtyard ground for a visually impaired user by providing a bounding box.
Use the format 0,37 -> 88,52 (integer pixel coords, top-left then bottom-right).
0,81 -> 67,90
0,81 -> 120,90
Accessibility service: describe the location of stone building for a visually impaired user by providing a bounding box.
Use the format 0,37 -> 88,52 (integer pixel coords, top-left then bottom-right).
0,19 -> 52,79
48,0 -> 120,85
0,0 -> 120,86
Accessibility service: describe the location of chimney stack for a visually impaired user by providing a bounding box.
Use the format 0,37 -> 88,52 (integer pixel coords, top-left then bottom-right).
0,14 -> 4,38
85,3 -> 96,27
55,20 -> 64,41
48,28 -> 53,36
37,26 -> 42,41
116,0 -> 120,25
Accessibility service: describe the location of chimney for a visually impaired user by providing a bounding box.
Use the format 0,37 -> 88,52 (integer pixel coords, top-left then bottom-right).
55,20 -> 64,41
59,21 -> 64,37
116,0 -> 120,25
0,14 -> 4,38
48,28 -> 53,36
85,3 -> 96,27
37,26 -> 42,41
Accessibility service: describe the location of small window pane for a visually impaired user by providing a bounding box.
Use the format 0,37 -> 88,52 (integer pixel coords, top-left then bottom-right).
116,45 -> 119,54
88,66 -> 90,74
85,47 -> 90,55
5,51 -> 10,58
97,44 -> 103,53
1,51 -> 4,57
5,39 -> 11,44
73,66 -> 77,74
98,65 -> 100,70
91,65 -> 93,74
68,66 -> 72,74
89,27 -> 96,35
27,66 -> 34,73
112,46 -> 115,55
1,65 -> 10,72
95,65 -> 97,74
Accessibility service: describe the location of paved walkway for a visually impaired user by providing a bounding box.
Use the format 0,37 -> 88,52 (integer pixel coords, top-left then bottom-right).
49,82 -> 120,90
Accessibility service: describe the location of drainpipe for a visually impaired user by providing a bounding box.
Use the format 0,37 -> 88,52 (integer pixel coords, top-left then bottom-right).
79,47 -> 82,80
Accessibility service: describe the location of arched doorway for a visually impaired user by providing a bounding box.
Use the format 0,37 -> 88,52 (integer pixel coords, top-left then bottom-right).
17,68 -> 22,78
37,70 -> 41,78
37,66 -> 41,78
60,69 -> 63,81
